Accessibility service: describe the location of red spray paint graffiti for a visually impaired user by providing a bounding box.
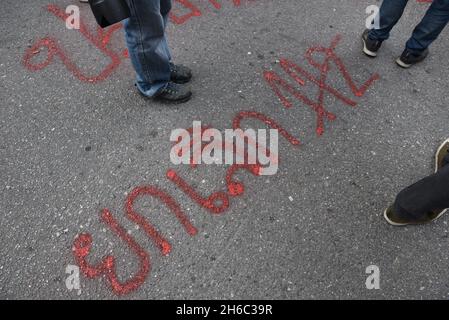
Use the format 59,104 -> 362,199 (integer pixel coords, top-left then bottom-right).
171,110 -> 299,172
19,0 -> 431,295
73,209 -> 150,295
73,110 -> 297,295
23,4 -> 125,83
125,186 -> 198,256
169,0 -> 247,25
73,109 -> 301,295
23,1 -> 426,83
74,185 -> 199,295
264,34 -> 380,136
23,1 -> 255,82
72,35 -> 378,295
166,169 -> 231,215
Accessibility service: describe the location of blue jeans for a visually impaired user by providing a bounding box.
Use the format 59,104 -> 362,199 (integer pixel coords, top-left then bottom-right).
369,0 -> 449,53
124,0 -> 172,97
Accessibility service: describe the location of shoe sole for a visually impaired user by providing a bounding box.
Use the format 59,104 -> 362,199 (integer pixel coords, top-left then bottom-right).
362,38 -> 378,57
383,207 -> 448,226
431,138 -> 449,221
434,138 -> 449,173
435,209 -> 448,221
383,208 -> 409,226
395,57 -> 412,68
396,52 -> 428,69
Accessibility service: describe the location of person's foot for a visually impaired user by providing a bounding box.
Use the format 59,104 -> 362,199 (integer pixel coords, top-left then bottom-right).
383,205 -> 444,226
152,82 -> 192,104
362,29 -> 382,57
435,138 -> 449,173
170,63 -> 192,84
384,139 -> 449,226
396,48 -> 429,68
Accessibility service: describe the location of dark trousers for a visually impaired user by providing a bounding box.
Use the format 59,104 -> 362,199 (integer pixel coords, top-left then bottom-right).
369,0 -> 449,53
394,153 -> 449,220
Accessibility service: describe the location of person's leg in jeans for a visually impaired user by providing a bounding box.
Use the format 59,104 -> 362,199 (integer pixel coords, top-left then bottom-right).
385,139 -> 449,225
124,0 -> 170,97
362,0 -> 409,57
369,0 -> 409,42
123,0 -> 192,102
405,0 -> 449,53
160,0 -> 172,63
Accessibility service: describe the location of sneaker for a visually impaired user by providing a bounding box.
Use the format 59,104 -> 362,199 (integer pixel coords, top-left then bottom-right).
434,138 -> 449,173
362,29 -> 382,57
396,48 -> 429,68
152,82 -> 192,104
170,63 -> 192,84
383,206 -> 444,226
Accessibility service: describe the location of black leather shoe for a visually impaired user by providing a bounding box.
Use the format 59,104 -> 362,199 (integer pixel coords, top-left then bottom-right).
362,29 -> 382,57
396,48 -> 429,68
151,82 -> 192,104
170,63 -> 192,84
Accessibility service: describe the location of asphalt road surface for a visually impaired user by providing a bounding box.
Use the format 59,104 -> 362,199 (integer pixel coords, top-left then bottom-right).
1,0 -> 449,299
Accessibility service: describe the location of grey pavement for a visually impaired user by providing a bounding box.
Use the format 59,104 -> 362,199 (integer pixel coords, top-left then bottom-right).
1,0 -> 449,299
